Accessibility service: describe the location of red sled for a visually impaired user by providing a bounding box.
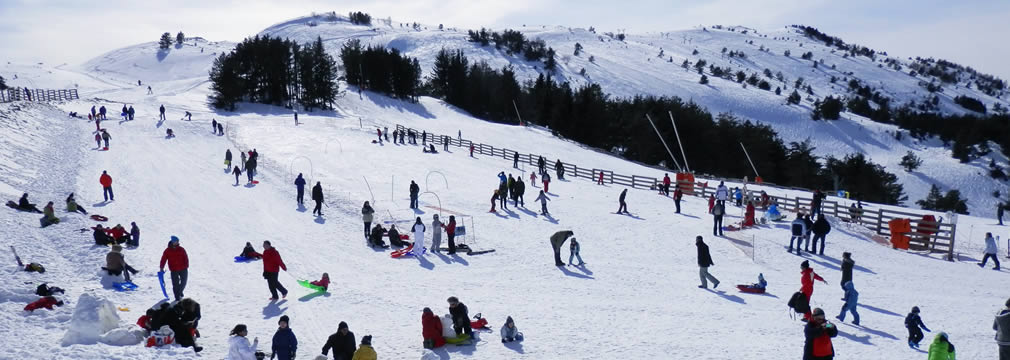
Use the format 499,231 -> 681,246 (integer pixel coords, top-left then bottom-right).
736,285 -> 766,294
90,215 -> 109,222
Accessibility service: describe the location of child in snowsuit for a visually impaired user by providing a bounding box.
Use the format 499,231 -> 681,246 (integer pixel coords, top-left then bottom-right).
568,238 -> 584,266
310,273 -> 330,291
239,242 -> 262,259
535,190 -> 550,215
232,166 -> 242,185
500,316 -> 523,343
927,332 -> 955,360
906,306 -> 931,348
835,281 -> 859,325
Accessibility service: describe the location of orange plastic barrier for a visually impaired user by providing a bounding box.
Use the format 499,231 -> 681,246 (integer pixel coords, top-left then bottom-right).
889,218 -> 911,250
676,173 -> 696,195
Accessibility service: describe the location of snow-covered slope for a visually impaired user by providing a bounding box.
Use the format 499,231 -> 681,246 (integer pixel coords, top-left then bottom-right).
254,14 -> 1010,215
1,38 -> 1009,360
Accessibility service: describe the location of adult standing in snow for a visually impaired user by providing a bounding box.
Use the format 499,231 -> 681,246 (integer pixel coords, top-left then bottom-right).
311,181 -> 324,216
411,217 -> 426,252
617,189 -> 628,214
322,321 -> 356,359
712,202 -> 725,236
663,173 -> 672,196
227,324 -> 259,360
835,281 -> 859,325
994,298 -> 1010,360
294,110 -> 298,125
129,222 -> 140,247
811,214 -> 831,255
516,178 -> 526,207
513,152 -> 519,168
803,214 -> 814,252
225,149 -> 232,168
443,215 -> 457,254
448,296 -> 473,339
361,202 -> 374,240
568,237 -> 584,266
789,214 -> 807,255
469,144 -> 474,157
99,170 -> 114,201
101,129 -> 111,148
99,105 -> 106,119
409,181 -> 420,209
696,236 -> 720,289
431,214 -> 443,254
128,106 -> 134,120
535,190 -> 551,216
294,174 -> 306,206
550,230 -> 575,266
840,252 -> 854,290
998,204 -> 1005,226
262,241 -> 288,300
246,155 -> 257,183
271,315 -> 297,360
674,187 -> 683,213
715,181 -> 729,206
232,166 -> 242,185
213,119 -> 219,133
217,122 -> 224,135
121,104 -> 128,120
979,232 -> 1001,270
537,156 -> 545,175
240,151 -> 247,171
159,236 -> 189,301
800,260 -> 827,322
159,104 -> 166,121
803,308 -> 837,360
556,159 -> 565,180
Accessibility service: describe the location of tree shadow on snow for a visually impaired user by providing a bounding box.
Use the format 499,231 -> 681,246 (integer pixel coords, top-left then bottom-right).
707,289 -> 745,304
298,291 -> 330,302
557,265 -> 594,279
262,300 -> 287,319
859,303 -> 901,317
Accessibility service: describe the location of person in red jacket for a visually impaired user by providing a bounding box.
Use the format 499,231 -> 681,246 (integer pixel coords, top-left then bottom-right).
310,273 -> 330,291
800,260 -> 827,321
743,201 -> 756,227
803,307 -> 838,360
662,173 -> 672,196
100,170 -> 114,201
422,307 -> 446,349
24,296 -> 64,312
159,236 -> 189,301
597,171 -> 604,185
262,241 -> 288,300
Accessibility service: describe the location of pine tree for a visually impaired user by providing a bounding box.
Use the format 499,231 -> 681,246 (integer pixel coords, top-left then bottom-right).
787,90 -> 801,104
574,42 -> 582,56
900,151 -> 922,171
159,32 -> 172,49
176,32 -> 185,45
0,75 -> 6,90
916,185 -> 969,214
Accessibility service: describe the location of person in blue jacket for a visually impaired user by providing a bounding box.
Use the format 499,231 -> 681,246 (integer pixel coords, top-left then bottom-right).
905,306 -> 931,348
271,315 -> 297,360
294,174 -> 306,206
835,281 -> 859,325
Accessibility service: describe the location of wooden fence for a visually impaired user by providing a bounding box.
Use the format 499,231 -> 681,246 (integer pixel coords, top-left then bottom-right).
394,124 -> 957,261
0,88 -> 79,103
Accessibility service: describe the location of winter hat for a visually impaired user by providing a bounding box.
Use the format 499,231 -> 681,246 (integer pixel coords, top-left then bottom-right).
170,235 -> 180,243
422,307 -> 432,314
338,321 -> 348,330
912,306 -> 920,313
800,260 -> 810,269
279,315 -> 290,325
361,335 -> 372,345
937,331 -> 948,341
811,307 -> 825,316
447,296 -> 459,304
695,235 -> 703,244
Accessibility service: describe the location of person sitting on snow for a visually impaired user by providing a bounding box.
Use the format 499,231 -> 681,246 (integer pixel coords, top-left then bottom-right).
500,316 -> 523,343
104,244 -> 139,282
93,224 -> 113,245
369,224 -> 387,248
40,201 -> 60,227
310,273 -> 330,291
388,224 -> 406,247
166,128 -> 174,138
239,242 -> 262,259
13,193 -> 43,213
422,307 -> 446,349
24,296 -> 64,312
66,193 -> 87,214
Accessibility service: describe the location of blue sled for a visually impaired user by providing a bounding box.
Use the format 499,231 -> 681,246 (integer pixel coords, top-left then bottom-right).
113,281 -> 138,291
234,256 -> 259,263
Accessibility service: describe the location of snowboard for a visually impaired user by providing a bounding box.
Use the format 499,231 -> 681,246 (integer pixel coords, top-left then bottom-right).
113,281 -> 139,292
297,280 -> 327,293
11,245 -> 23,267
157,271 -> 169,299
234,256 -> 259,263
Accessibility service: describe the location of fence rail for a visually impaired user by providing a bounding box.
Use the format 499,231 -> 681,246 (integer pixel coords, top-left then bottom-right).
0,88 -> 79,103
394,124 -> 957,260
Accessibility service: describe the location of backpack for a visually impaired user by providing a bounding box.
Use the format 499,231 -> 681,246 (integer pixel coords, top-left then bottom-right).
787,292 -> 809,314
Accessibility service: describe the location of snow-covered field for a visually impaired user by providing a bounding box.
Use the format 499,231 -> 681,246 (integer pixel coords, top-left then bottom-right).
1,14 -> 1009,360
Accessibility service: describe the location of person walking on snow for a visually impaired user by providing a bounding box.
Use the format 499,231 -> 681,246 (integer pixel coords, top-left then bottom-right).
712,202 -> 725,236
431,215 -> 443,254
994,298 -> 1010,360
906,306 -> 931,348
663,173 -> 672,196
800,260 -> 827,322
311,182 -> 324,216
128,106 -> 134,120
928,332 -> 956,360
674,187 -> 684,213
696,236 -> 720,289
225,149 -> 232,168
513,152 -> 519,168
979,232 -> 1001,270
516,178 -> 526,207
556,159 -> 565,180
159,104 -> 166,120
840,252 -> 854,291
811,214 -> 831,255
411,217 -> 426,253
159,236 -> 189,301
617,189 -> 628,214
240,151 -> 247,171
246,156 -> 257,183
789,214 -> 807,255
232,166 -> 242,185
99,171 -> 114,201
998,204 -> 1005,226
409,181 -> 420,209
322,321 -> 356,359
101,129 -> 111,148
568,237 -> 584,266
362,201 -> 374,240
597,171 -> 604,185
537,156 -> 546,175
271,315 -> 298,360
94,132 -> 102,148
535,190 -> 551,215
294,174 -> 306,206
835,281 -> 860,325
550,230 -> 574,266
803,308 -> 838,360
262,241 -> 288,300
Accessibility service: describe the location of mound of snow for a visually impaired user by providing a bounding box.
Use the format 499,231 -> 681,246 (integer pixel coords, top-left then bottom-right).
60,293 -> 121,346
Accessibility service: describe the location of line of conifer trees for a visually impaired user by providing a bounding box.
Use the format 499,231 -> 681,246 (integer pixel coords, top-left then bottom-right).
339,39 -> 421,102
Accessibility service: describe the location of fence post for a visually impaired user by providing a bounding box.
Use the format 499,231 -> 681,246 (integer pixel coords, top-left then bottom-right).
876,208 -> 885,234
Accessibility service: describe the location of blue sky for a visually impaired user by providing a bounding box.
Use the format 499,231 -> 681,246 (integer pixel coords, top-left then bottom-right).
1,0 -> 1008,80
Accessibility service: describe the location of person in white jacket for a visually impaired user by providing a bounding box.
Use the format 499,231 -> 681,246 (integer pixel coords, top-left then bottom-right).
411,217 -> 426,256
227,324 -> 259,360
979,232 -> 1001,270
715,181 -> 729,206
431,214 -> 443,254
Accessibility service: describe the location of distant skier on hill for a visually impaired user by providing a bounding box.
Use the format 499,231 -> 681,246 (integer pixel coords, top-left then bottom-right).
294,174 -> 306,206
311,181 -> 324,216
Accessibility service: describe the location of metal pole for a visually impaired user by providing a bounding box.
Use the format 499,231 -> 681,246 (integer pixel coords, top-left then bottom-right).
512,100 -> 524,126
740,142 -> 761,178
363,176 -> 376,204
644,114 -> 682,171
668,111 -> 690,173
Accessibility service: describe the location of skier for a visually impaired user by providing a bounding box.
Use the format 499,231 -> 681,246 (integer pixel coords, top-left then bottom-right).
556,159 -> 565,180
811,214 -> 831,255
673,187 -> 683,213
513,152 -> 519,168
100,170 -> 114,201
431,214 -> 443,254
516,178 -> 526,207
979,232 -> 1001,270
994,298 -> 1010,359
101,129 -> 111,148
715,181 -> 729,206
663,173 -> 672,196
271,315 -> 297,360
66,193 -> 87,214
232,166 -> 242,185
262,241 -> 288,300
447,296 -> 473,339
927,332 -> 956,360
617,189 -> 628,214
352,336 -> 376,360
311,182 -> 324,216
443,215 -> 457,254
712,201 -> 724,236
835,281 -> 859,325
500,316 -> 523,343
550,230 -> 574,266
322,321 -> 356,358
542,172 -> 551,193
535,190 -> 551,215
568,237 -> 584,266
227,324 -> 259,360
294,174 -> 306,206
362,201 -> 374,240
225,149 -> 232,168
905,306 -> 931,348
159,236 -> 189,301
803,308 -> 838,360
800,260 -> 827,322
159,104 -> 166,120
840,252 -> 854,291
411,217 -> 426,253
409,181 -> 420,209
789,214 -> 807,255
422,308 -> 446,349
696,236 -> 720,289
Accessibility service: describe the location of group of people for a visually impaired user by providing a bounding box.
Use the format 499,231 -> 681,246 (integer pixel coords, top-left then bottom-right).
227,316 -> 376,360
227,148 -> 259,185
8,192 -> 97,228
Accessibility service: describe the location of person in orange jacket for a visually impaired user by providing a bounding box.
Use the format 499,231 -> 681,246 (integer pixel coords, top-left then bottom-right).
800,260 -> 827,322
99,170 -> 114,201
262,241 -> 288,300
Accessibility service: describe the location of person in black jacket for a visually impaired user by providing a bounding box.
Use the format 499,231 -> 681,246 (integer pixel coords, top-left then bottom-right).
294,174 -> 306,206
321,321 -> 356,360
696,236 -> 720,289
803,214 -> 814,252
388,225 -> 405,247
617,189 -> 628,214
537,156 -> 545,175
905,306 -> 931,348
448,296 -> 473,338
516,179 -> 526,207
311,181 -> 324,216
804,307 -> 838,359
555,159 -> 564,180
811,214 -> 831,255
513,152 -> 519,168
93,225 -> 113,245
409,181 -> 420,209
712,202 -> 725,236
840,252 -> 854,291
